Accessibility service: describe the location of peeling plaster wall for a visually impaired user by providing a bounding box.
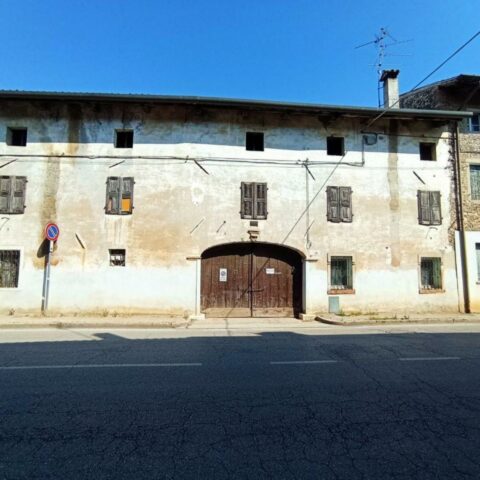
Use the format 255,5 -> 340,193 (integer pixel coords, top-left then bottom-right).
0,100 -> 460,315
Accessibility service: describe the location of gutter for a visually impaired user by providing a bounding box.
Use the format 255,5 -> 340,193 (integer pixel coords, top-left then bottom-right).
453,122 -> 470,313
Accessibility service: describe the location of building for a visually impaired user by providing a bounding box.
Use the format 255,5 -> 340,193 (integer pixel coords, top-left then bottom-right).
401,74 -> 480,312
0,81 -> 470,318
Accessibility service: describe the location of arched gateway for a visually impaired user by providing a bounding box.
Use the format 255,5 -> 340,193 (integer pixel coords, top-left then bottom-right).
201,242 -> 303,318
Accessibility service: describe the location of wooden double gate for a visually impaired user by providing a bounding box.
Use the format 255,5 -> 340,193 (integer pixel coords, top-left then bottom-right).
201,243 -> 303,318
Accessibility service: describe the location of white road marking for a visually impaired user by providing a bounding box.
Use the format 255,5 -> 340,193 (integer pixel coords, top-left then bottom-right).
270,360 -> 338,365
399,357 -> 460,362
0,363 -> 202,370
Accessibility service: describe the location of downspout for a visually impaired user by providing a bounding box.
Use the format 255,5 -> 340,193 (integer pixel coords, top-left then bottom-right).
453,122 -> 470,313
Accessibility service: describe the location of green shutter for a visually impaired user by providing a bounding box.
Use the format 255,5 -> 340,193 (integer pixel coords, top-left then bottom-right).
327,186 -> 340,222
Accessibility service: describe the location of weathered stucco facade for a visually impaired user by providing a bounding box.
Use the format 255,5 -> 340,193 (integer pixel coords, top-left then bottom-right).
402,75 -> 480,312
0,92 -> 468,317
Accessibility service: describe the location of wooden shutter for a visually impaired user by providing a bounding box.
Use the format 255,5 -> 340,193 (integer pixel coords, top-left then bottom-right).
430,192 -> 442,225
241,182 -> 254,219
106,177 -> 120,214
121,177 -> 134,214
339,187 -> 352,222
418,191 -> 431,225
0,176 -> 11,214
327,186 -> 340,222
255,183 -> 267,219
432,258 -> 442,289
11,176 -> 27,214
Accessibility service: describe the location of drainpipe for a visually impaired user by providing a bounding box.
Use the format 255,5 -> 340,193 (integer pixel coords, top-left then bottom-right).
453,122 -> 470,313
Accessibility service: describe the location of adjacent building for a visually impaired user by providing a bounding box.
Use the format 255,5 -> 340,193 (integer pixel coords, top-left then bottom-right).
401,74 -> 480,312
0,79 -> 470,317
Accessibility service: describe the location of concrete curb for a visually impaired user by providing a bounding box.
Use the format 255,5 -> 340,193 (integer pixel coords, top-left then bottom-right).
0,318 -> 190,329
316,315 -> 480,326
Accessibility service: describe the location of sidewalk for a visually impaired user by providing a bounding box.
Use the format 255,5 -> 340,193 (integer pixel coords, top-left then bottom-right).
1,312 -> 480,329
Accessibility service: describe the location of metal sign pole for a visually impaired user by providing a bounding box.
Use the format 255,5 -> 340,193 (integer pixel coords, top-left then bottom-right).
41,240 -> 53,313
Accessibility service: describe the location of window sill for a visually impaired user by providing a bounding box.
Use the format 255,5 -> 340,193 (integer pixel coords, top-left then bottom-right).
328,289 -> 355,295
419,289 -> 445,294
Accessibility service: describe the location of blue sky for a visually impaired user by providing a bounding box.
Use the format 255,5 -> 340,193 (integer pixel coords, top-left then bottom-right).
0,0 -> 478,106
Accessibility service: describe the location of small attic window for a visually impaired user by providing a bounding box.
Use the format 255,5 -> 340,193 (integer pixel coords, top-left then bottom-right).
419,142 -> 436,161
327,136 -> 344,156
115,130 -> 134,148
246,132 -> 264,151
7,127 -> 27,147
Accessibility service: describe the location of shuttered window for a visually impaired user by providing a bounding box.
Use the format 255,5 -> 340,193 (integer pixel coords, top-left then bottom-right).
0,176 -> 27,214
241,182 -> 267,219
0,250 -> 20,288
417,191 -> 441,225
330,256 -> 353,290
327,186 -> 352,223
105,177 -> 134,215
470,165 -> 480,200
420,257 -> 442,290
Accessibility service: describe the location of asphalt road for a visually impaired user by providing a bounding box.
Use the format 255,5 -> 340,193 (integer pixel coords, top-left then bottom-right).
1,324 -> 480,479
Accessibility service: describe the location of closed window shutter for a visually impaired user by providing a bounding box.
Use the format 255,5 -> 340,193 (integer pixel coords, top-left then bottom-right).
470,166 -> 480,200
255,183 -> 267,219
0,176 -> 11,214
11,176 -> 27,214
241,182 -> 254,219
418,191 -> 431,225
339,187 -> 352,222
327,186 -> 340,222
106,177 -> 120,214
430,192 -> 442,225
121,177 -> 134,214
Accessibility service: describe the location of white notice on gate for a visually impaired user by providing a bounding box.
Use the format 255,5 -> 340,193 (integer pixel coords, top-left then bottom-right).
219,268 -> 227,282
266,268 -> 275,275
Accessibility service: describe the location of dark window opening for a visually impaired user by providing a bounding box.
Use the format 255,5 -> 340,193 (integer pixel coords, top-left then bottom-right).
105,177 -> 134,215
7,127 -> 27,147
246,132 -> 264,151
330,256 -> 353,290
109,249 -> 126,266
419,142 -> 436,161
240,182 -> 267,219
115,130 -> 134,148
420,257 -> 442,290
0,250 -> 20,288
327,136 -> 345,156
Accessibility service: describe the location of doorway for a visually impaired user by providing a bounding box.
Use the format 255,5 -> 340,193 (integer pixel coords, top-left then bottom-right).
201,242 -> 303,318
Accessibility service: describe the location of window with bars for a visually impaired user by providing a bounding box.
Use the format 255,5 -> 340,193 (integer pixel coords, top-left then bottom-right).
420,257 -> 442,291
109,249 -> 126,266
0,250 -> 20,288
240,182 -> 267,219
105,177 -> 134,215
326,186 -> 352,223
329,256 -> 353,291
470,165 -> 480,200
417,191 -> 442,225
0,176 -> 27,214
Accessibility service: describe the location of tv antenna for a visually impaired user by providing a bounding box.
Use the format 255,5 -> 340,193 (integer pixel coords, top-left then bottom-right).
355,28 -> 413,106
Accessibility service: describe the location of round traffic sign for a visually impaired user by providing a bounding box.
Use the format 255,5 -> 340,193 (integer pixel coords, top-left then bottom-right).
45,223 -> 60,242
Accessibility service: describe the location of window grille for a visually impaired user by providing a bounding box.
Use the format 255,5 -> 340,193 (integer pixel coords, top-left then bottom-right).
330,256 -> 353,290
0,250 -> 20,288
420,257 -> 442,290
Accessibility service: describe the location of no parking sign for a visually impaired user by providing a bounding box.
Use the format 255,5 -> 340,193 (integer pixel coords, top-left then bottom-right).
45,223 -> 60,242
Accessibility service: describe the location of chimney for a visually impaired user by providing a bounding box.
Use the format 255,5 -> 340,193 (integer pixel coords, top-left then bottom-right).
380,69 -> 400,108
